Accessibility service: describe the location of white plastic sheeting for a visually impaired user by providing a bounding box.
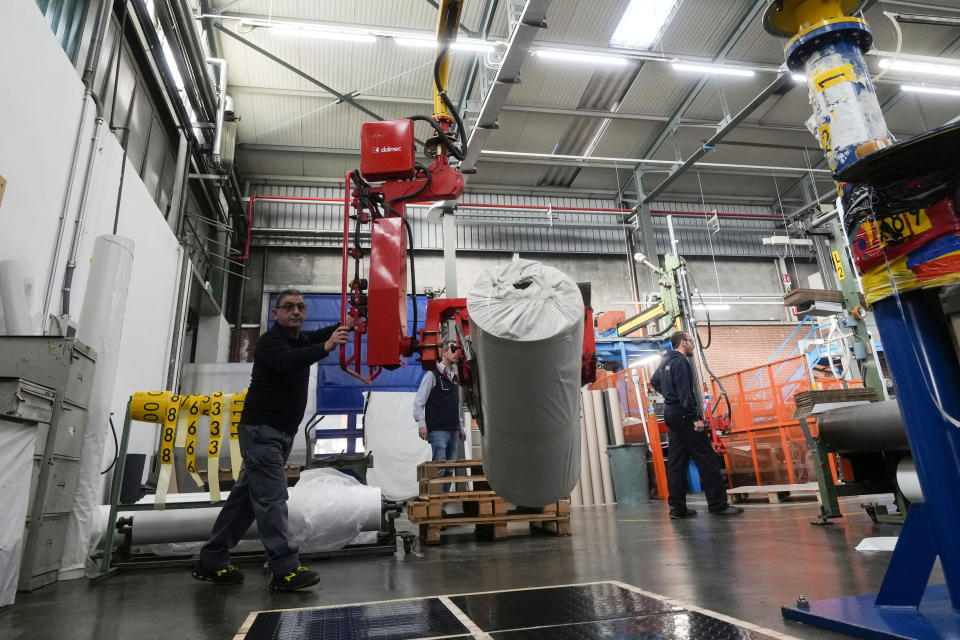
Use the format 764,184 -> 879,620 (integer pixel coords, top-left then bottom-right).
0,259 -> 31,334
59,235 -> 134,581
85,469 -> 381,565
467,259 -> 583,507
0,423 -> 36,606
364,391 -> 431,500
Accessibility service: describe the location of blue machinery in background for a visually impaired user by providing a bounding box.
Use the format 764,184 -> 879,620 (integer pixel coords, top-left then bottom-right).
765,1 -> 960,637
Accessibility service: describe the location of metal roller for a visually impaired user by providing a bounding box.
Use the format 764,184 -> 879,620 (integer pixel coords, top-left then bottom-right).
896,456 -> 924,503
818,400 -> 910,453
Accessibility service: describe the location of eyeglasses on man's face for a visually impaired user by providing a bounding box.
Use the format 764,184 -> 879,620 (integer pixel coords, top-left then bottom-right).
278,302 -> 307,312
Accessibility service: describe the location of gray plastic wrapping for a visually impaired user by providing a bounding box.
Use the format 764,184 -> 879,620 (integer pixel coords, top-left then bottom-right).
467,259 -> 583,507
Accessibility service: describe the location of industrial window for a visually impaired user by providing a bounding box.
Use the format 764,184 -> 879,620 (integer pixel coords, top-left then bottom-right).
36,0 -> 89,62
610,0 -> 680,50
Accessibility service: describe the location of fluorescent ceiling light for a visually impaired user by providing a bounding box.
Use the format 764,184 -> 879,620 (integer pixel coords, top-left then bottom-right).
901,84 -> 960,97
269,27 -> 376,42
792,73 -> 807,82
394,36 -> 496,52
879,58 -> 960,78
533,49 -> 629,66
673,62 -> 754,77
610,0 -> 680,50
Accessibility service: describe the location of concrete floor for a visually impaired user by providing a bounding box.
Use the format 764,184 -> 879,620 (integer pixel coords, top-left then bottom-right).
0,495 -> 927,640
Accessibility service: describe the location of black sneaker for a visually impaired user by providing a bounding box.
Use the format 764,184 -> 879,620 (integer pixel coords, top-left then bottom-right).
270,566 -> 321,592
669,508 -> 697,519
711,505 -> 745,516
191,562 -> 244,584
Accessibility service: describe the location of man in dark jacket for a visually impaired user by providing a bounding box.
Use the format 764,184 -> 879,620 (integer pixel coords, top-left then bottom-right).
193,289 -> 350,591
651,331 -> 743,519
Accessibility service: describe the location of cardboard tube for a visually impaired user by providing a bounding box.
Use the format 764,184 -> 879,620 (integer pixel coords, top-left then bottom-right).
606,388 -> 625,446
578,407 -> 593,505
592,389 -> 615,504
581,388 -> 604,504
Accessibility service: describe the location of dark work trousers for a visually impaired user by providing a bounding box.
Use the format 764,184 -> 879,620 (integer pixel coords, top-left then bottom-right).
199,423 -> 299,575
664,406 -> 729,513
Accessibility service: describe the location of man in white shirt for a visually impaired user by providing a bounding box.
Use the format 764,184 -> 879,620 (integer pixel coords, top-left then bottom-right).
413,341 -> 465,494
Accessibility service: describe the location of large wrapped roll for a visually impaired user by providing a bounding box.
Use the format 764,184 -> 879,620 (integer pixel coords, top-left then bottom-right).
467,259 -> 584,506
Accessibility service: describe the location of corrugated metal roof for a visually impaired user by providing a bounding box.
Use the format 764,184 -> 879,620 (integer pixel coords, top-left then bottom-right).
617,62 -> 699,116
219,0 -> 960,206
658,0 -> 757,59
525,0 -> 632,47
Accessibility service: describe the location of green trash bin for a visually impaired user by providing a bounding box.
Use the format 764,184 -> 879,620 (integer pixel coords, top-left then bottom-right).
606,444 -> 649,505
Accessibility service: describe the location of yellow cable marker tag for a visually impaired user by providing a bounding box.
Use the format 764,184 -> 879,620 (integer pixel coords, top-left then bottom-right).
207,392 -> 224,502
130,390 -> 170,423
184,395 -> 205,488
832,250 -> 846,281
814,64 -> 856,92
155,394 -> 181,509
229,391 -> 246,479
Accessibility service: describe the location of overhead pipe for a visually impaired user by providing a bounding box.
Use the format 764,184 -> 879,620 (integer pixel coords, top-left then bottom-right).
53,0 -> 117,324
166,0 -> 217,121
154,0 -> 213,123
42,0 -> 114,326
206,58 -> 228,168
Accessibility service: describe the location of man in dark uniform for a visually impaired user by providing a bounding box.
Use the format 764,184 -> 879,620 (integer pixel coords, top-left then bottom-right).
193,289 -> 351,591
651,331 -> 743,519
413,341 -> 465,496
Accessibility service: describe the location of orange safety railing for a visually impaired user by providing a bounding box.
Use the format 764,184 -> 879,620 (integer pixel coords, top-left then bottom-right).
710,355 -> 862,488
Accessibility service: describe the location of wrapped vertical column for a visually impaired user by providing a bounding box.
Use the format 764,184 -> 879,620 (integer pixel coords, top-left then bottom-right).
467,259 -> 584,507
0,259 -> 31,334
59,235 -> 135,579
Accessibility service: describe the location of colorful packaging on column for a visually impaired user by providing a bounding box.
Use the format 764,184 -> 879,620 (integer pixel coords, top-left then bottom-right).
467,259 -> 583,507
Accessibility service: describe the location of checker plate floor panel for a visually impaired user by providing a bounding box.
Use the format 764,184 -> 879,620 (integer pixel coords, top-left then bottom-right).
488,611 -> 782,639
239,582 -> 793,640
448,582 -> 681,631
243,598 -> 468,640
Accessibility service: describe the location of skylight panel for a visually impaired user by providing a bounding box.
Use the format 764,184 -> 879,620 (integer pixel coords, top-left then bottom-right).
610,0 -> 681,50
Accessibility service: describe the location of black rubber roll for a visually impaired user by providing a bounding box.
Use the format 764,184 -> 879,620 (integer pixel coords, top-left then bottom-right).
818,400 -> 910,453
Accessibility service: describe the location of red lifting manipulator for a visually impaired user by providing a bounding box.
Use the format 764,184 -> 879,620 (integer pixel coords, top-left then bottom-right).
340,116 -> 464,383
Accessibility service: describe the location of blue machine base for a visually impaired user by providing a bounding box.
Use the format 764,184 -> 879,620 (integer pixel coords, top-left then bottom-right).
782,584 -> 960,640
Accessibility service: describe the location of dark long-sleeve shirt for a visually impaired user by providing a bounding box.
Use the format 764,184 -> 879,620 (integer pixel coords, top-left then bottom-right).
650,350 -> 701,416
241,322 -> 340,434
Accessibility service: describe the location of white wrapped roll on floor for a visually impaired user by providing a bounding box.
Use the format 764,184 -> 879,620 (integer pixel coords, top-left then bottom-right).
467,259 -> 584,507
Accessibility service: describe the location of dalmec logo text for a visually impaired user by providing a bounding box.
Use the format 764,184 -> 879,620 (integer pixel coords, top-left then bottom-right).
372,146 -> 402,153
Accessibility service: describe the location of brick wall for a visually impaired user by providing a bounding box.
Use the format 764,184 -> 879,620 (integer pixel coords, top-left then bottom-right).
696,324 -> 802,377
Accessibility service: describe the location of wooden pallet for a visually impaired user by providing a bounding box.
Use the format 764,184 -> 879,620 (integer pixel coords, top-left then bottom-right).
409,460 -> 570,544
783,288 -> 866,308
793,389 -> 877,415
417,459 -> 491,499
727,482 -> 821,504
412,504 -> 572,545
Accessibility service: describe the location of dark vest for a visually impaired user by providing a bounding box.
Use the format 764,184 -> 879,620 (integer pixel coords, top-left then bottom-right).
425,369 -> 460,431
